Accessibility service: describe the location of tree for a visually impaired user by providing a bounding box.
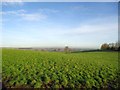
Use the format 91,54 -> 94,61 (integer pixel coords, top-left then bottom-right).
108,43 -> 115,50
101,43 -> 109,50
101,42 -> 120,51
64,46 -> 70,53
115,42 -> 120,51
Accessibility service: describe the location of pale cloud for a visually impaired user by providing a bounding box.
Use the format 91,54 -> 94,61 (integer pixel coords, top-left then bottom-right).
18,0 -> 119,2
0,9 -> 26,15
1,0 -> 24,6
20,13 -> 46,21
39,8 -> 59,13
1,9 -> 47,21
31,20 -> 117,39
1,8 -> 60,21
41,16 -> 117,37
67,23 -> 117,35
1,0 -> 23,2
71,6 -> 88,11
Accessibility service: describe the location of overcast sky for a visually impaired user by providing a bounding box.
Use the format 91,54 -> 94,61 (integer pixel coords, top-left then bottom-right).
1,2 -> 118,48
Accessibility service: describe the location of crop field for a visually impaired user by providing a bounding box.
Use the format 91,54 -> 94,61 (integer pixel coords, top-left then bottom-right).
2,49 -> 119,89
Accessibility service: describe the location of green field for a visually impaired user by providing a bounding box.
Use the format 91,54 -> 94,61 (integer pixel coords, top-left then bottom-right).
2,49 -> 119,88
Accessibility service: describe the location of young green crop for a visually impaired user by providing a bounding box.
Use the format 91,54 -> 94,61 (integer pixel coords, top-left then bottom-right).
2,49 -> 119,88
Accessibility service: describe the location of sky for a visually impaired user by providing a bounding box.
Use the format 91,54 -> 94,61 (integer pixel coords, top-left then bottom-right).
1,2 -> 118,48
1,0 -> 119,2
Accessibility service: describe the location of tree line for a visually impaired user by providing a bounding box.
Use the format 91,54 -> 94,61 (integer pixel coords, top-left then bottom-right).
64,42 -> 120,53
101,42 -> 120,51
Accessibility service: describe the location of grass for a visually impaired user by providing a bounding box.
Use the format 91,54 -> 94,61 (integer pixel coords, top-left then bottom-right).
2,48 -> 119,89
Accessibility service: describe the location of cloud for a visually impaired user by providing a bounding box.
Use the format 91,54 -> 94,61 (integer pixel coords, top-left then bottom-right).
20,13 -> 46,21
1,0 -> 23,2
1,0 -> 24,6
1,9 -> 47,21
71,6 -> 88,10
0,9 -> 26,15
39,17 -> 117,38
41,16 -> 117,37
62,16 -> 117,36
67,23 -> 117,35
39,8 -> 59,13
1,8 -> 60,21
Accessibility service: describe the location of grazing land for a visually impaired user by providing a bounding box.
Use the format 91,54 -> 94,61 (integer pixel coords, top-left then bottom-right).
2,49 -> 119,88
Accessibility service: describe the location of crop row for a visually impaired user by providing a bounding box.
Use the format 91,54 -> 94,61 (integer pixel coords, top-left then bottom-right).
2,49 -> 119,88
